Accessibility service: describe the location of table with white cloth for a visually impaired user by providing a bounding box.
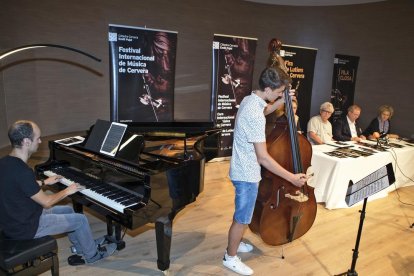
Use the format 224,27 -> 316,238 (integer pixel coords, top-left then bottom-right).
308,139 -> 414,209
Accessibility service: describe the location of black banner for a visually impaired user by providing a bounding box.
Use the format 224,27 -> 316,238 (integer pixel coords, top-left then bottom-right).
211,34 -> 257,157
266,44 -> 318,133
109,24 -> 177,123
330,54 -> 360,121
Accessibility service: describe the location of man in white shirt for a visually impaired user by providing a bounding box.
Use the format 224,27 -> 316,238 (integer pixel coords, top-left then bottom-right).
307,102 -> 335,145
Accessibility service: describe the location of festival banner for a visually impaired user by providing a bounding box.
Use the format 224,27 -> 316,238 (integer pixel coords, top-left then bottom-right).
266,44 -> 318,134
109,24 -> 177,123
211,34 -> 257,157
330,54 -> 360,121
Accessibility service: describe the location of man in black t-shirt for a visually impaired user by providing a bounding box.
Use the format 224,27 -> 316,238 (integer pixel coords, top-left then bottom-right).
0,120 -> 117,264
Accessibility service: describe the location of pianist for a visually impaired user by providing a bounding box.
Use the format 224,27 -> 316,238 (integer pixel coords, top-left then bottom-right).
0,120 -> 117,264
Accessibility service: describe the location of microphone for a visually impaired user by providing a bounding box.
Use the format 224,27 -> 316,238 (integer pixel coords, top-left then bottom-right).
376,132 -> 389,148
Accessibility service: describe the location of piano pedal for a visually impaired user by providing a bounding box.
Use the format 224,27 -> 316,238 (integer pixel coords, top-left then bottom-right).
104,235 -> 126,251
116,240 -> 126,251
70,235 -> 109,255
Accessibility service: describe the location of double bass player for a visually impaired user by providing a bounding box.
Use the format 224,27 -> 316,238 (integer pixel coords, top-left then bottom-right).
222,67 -> 307,275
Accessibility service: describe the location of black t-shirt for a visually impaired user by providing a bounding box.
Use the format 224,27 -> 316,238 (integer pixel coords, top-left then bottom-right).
0,155 -> 43,239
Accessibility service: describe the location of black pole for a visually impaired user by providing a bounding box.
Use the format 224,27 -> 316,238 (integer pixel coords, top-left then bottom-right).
349,197 -> 368,275
336,197 -> 368,276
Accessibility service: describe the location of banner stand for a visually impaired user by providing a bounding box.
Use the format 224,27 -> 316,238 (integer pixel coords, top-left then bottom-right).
212,34 -> 257,158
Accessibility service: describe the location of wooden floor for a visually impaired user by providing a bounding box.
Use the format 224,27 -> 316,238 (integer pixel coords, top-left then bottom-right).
2,133 -> 414,276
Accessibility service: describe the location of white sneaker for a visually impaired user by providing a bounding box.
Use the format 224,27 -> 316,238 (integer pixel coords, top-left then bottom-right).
237,242 -> 253,253
223,254 -> 253,275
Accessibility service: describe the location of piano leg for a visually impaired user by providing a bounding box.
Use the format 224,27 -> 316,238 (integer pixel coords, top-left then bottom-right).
155,216 -> 172,271
106,217 -> 126,251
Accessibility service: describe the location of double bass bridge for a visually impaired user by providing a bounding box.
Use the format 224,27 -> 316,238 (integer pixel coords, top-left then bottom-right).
285,190 -> 309,203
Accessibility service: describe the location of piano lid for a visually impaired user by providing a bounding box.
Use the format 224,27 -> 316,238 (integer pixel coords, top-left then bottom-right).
69,120 -> 219,169
127,121 -> 219,138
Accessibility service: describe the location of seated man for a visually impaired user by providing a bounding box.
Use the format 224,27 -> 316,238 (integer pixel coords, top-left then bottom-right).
307,102 -> 335,145
333,104 -> 366,142
0,120 -> 117,264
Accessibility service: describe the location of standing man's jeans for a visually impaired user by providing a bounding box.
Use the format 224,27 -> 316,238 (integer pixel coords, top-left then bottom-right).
34,205 -> 96,259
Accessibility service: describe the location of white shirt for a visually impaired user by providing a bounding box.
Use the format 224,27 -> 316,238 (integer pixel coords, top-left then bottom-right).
307,115 -> 333,145
347,116 -> 358,138
229,93 -> 267,183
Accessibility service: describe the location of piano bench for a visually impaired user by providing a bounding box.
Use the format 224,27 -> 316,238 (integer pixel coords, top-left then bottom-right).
0,230 -> 59,276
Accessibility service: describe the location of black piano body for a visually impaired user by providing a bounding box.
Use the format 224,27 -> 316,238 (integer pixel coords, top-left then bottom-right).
35,121 -> 220,271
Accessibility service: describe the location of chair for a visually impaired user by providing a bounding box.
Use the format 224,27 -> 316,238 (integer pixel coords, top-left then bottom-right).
0,228 -> 59,276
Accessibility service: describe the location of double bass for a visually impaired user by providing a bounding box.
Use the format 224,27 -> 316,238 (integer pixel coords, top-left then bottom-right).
249,86 -> 317,246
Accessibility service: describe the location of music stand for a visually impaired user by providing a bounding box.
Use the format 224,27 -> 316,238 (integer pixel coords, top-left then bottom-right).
336,163 -> 395,276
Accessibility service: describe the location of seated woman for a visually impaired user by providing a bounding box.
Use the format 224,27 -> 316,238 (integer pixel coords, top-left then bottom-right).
276,98 -> 301,130
265,98 -> 301,135
363,105 -> 399,139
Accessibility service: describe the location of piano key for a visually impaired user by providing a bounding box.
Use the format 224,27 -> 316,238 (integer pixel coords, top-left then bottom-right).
44,170 -> 139,213
114,196 -> 133,203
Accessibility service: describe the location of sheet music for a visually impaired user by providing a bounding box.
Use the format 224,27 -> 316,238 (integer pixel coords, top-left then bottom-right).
345,163 -> 395,206
346,165 -> 388,195
346,176 -> 390,206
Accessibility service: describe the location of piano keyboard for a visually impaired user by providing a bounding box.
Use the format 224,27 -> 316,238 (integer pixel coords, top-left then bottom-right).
44,167 -> 142,213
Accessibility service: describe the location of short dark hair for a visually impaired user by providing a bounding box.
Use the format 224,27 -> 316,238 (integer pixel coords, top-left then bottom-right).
258,67 -> 290,91
8,120 -> 34,148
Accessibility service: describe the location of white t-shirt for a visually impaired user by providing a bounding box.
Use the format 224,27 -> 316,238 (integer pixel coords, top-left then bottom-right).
307,115 -> 333,145
229,93 -> 267,183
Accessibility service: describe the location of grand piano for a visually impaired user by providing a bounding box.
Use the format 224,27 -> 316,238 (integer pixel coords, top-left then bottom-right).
35,120 -> 220,271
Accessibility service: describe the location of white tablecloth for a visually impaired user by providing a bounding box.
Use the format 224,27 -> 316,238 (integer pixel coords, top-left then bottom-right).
308,140 -> 414,209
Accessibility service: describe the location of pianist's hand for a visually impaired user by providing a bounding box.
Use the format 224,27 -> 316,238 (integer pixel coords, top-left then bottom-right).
66,183 -> 85,195
45,175 -> 63,185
